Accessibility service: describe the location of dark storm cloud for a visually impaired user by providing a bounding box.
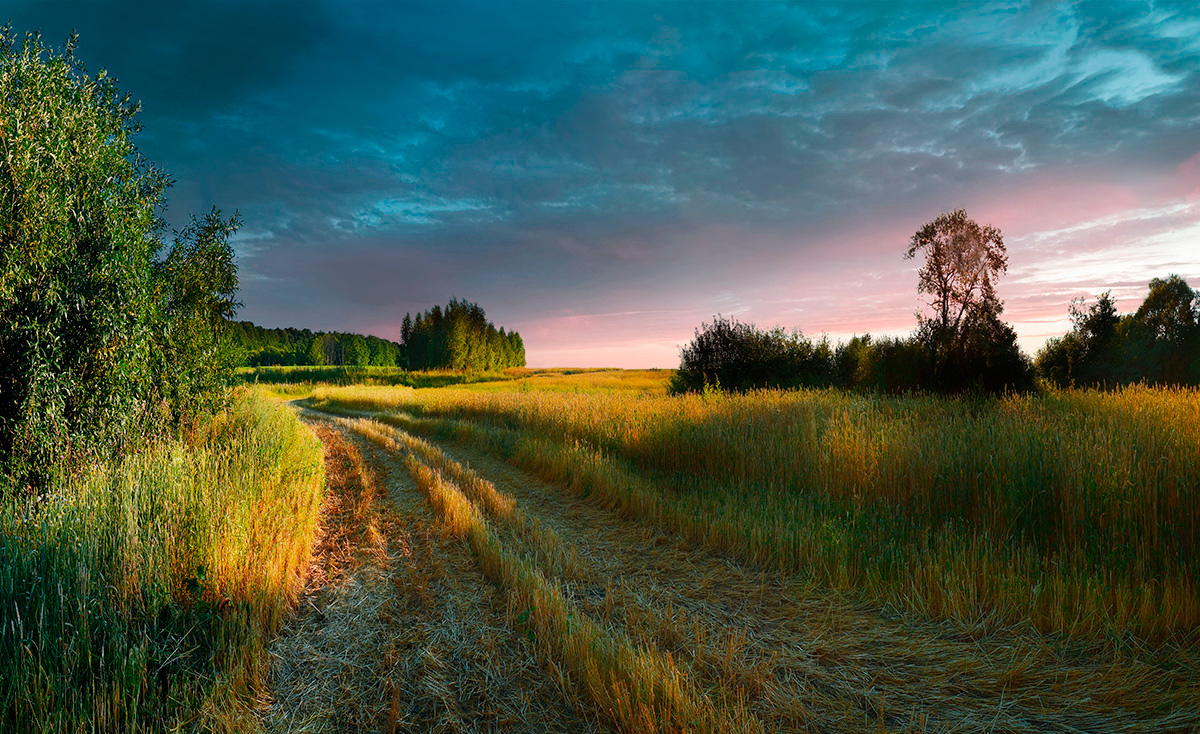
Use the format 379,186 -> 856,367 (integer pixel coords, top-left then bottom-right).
6,1 -> 1199,363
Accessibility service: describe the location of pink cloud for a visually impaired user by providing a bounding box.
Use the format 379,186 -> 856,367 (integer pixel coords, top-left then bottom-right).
1178,151 -> 1200,203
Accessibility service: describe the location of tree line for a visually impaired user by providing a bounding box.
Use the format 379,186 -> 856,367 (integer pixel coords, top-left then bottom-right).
1036,276 -> 1200,388
401,298 -> 525,371
674,209 -> 1199,394
231,296 -> 526,371
229,321 -> 403,367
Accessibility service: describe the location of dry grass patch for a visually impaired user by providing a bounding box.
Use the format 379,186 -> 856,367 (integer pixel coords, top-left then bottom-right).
266,411 -> 597,734
379,427 -> 760,733
315,401 -> 1200,732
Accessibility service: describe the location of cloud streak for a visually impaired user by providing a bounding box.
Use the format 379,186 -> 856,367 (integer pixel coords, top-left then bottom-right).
9,1 -> 1200,366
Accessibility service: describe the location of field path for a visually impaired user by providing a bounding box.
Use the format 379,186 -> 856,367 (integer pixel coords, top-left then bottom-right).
283,404 -> 1198,733
262,410 -> 600,733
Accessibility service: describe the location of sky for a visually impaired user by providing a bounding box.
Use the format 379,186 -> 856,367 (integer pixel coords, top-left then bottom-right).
8,1 -> 1200,367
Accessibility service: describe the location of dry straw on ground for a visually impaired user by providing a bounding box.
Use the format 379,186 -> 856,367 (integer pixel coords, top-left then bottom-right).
264,412 -> 598,733
297,398 -> 1199,733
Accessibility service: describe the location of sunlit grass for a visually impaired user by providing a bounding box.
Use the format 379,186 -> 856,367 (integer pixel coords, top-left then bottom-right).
238,365 -> 518,389
240,365 -> 673,396
310,383 -> 1200,642
396,433 -> 760,733
473,368 -> 673,394
0,390 -> 325,732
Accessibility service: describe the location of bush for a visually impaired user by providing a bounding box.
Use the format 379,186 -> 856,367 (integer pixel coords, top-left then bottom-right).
835,335 -> 935,394
671,316 -> 834,394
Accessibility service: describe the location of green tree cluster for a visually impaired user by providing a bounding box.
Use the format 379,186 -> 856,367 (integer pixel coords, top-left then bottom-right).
227,321 -> 315,365
303,331 -> 401,367
1037,275 -> 1200,388
0,31 -> 239,488
905,208 -> 1033,393
401,298 -> 525,371
228,321 -> 401,367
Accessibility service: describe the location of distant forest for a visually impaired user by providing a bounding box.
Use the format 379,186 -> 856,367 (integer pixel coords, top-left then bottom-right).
229,322 -> 403,367
401,298 -> 526,371
231,298 -> 525,371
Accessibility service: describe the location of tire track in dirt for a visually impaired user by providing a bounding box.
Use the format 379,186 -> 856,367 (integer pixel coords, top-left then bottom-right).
263,411 -> 601,734
321,406 -> 1198,734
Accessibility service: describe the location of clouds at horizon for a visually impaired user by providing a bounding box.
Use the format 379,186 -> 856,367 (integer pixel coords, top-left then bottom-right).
10,1 -> 1200,366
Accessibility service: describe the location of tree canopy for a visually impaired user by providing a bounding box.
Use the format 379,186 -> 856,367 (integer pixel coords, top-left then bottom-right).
1037,276 -> 1200,388
0,30 -> 239,487
905,208 -> 1032,392
401,298 -> 525,371
671,316 -> 833,393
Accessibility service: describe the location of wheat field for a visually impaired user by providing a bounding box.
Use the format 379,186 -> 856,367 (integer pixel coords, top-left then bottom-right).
292,374 -> 1199,731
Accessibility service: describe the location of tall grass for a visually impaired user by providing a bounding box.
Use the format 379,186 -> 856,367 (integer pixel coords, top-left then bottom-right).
391,428 -> 759,733
310,384 -> 1200,641
0,391 -> 324,732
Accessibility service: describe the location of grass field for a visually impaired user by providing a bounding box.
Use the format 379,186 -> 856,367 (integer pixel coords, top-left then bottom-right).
310,380 -> 1200,641
0,391 -> 324,732
284,369 -> 1198,730
13,367 -> 1195,731
238,365 -> 671,395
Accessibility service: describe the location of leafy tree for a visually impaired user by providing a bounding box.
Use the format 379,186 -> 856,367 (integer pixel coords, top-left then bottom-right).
905,208 -> 1030,392
1037,291 -> 1121,388
0,30 -> 243,486
0,30 -> 169,485
1038,277 -> 1200,388
1071,291 -> 1120,350
345,334 -> 371,366
1131,275 -> 1198,343
153,208 -> 242,422
367,336 -> 396,367
905,208 -> 1007,355
834,334 -> 935,394
306,335 -> 327,366
1035,332 -> 1086,388
1126,275 -> 1199,385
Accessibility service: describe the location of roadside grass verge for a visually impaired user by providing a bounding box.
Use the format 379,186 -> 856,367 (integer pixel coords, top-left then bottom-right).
308,384 -> 1200,645
0,391 -> 324,732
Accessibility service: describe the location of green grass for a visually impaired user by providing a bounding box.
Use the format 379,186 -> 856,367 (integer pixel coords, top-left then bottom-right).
239,365 -> 674,396
0,390 -> 324,732
237,365 -> 521,389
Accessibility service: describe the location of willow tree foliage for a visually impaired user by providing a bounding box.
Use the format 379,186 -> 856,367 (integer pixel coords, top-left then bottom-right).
401,298 -> 525,371
0,31 -> 239,488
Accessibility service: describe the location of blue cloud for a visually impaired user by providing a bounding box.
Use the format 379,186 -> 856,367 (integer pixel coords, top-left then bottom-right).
7,0 -> 1199,360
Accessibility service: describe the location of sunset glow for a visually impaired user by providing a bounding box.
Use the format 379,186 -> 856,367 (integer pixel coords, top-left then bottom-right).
16,1 -> 1199,367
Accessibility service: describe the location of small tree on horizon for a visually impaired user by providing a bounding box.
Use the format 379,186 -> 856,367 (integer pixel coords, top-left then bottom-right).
904,208 -> 1031,392
904,208 -> 1008,354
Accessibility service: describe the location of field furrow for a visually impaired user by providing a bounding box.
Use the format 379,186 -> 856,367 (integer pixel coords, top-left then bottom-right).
264,412 -> 599,733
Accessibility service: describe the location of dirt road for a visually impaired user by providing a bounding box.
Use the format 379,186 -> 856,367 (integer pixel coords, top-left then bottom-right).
262,406 -> 1198,733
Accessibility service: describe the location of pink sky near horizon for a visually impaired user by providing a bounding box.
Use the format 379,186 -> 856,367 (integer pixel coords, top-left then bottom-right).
515,163 -> 1200,369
